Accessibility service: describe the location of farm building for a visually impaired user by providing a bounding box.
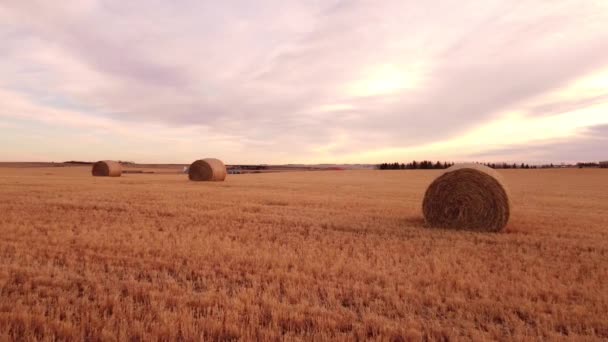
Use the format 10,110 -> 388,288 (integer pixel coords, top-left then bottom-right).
600,161 -> 608,168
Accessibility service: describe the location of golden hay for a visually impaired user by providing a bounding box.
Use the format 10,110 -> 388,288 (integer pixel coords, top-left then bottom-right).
422,163 -> 510,232
188,158 -> 227,182
91,160 -> 122,177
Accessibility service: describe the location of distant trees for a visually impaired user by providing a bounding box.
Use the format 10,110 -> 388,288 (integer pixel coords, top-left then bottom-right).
577,162 -> 600,168
233,165 -> 268,170
484,162 -> 532,169
378,161 -> 455,170
377,161 -> 538,170
377,161 -> 607,170
63,161 -> 93,165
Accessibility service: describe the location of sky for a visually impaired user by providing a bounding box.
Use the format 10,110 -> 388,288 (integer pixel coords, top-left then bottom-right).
1,0 -> 607,164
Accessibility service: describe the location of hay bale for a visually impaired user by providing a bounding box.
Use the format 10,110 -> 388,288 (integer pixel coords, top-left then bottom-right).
422,163 -> 510,232
188,158 -> 226,181
92,160 -> 122,177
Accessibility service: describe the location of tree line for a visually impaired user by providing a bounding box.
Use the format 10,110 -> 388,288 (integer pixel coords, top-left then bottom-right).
377,161 -> 542,170
378,161 -> 454,170
577,162 -> 608,168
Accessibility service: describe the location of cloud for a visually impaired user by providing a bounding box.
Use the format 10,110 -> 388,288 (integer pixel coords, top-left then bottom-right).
1,0 -> 607,162
467,125 -> 608,163
526,94 -> 608,117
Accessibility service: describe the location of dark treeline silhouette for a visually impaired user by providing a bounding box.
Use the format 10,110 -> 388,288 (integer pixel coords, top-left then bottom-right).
378,161 -> 455,170
577,162 -> 599,168
482,162 -> 536,169
63,161 -> 93,165
230,165 -> 267,170
377,161 -> 541,170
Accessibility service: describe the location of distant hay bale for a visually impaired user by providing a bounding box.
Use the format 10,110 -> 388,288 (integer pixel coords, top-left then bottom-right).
92,160 -> 122,177
422,163 -> 510,232
188,158 -> 227,181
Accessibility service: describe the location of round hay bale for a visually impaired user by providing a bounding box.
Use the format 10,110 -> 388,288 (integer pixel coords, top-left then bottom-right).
92,160 -> 122,177
422,163 -> 510,232
188,158 -> 226,181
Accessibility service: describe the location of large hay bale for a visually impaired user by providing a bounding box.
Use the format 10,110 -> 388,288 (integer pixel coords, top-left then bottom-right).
422,163 -> 510,232
188,158 -> 226,181
92,160 -> 122,177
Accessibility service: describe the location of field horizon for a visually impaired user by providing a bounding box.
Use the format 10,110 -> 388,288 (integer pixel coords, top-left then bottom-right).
1,166 -> 607,340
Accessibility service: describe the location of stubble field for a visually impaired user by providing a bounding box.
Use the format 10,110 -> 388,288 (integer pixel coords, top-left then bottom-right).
0,166 -> 607,341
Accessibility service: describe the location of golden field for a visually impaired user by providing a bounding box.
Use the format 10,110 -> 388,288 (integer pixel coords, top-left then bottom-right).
0,166 -> 607,341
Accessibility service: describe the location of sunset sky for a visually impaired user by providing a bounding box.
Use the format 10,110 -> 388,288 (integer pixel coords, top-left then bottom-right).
1,1 -> 607,164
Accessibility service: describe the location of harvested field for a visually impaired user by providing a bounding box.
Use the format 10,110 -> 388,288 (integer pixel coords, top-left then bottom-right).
0,167 -> 607,340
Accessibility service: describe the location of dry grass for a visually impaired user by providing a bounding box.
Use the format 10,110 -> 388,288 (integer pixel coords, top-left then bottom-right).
0,167 -> 607,341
